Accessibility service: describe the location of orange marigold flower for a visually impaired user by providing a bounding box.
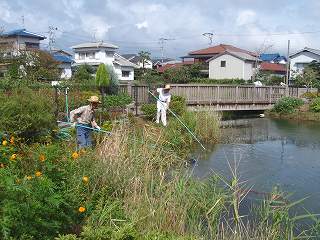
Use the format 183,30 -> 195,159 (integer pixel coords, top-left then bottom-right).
26,176 -> 32,180
10,136 -> 14,144
2,140 -> 7,146
10,154 -> 17,161
82,176 -> 89,183
35,171 -> 42,177
39,154 -> 46,162
72,152 -> 79,159
78,206 -> 86,213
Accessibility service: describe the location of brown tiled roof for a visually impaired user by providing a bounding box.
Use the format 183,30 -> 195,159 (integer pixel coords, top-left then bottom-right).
189,44 -> 257,57
157,60 -> 194,73
260,62 -> 287,72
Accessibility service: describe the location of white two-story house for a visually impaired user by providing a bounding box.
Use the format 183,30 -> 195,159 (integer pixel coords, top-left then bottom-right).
72,42 -> 138,81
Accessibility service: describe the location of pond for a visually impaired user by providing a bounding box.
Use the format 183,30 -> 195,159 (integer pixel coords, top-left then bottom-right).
193,117 -> 320,214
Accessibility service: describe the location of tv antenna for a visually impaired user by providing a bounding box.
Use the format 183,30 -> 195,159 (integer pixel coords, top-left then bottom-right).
202,32 -> 214,45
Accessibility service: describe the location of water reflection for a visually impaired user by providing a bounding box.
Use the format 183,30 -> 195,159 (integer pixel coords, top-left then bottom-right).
193,118 -> 320,213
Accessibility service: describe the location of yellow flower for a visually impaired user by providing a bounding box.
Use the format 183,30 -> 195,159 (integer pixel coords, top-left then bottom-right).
0,163 -> 5,168
72,152 -> 79,159
10,154 -> 17,161
2,140 -> 7,146
82,176 -> 89,183
26,176 -> 32,180
35,171 -> 42,177
16,179 -> 21,184
78,206 -> 86,213
39,154 -> 46,162
10,136 -> 14,144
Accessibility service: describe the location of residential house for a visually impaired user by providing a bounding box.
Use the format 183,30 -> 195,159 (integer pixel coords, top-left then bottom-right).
206,51 -> 260,80
122,54 -> 153,69
152,58 -> 174,69
72,42 -> 138,81
0,28 -> 46,76
181,44 -> 257,63
259,62 -> 287,76
289,47 -> 320,77
51,49 -> 73,79
0,28 -> 46,55
157,60 -> 194,73
260,53 -> 287,64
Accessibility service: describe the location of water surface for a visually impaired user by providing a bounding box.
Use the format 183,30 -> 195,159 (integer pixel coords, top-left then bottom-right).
193,118 -> 320,213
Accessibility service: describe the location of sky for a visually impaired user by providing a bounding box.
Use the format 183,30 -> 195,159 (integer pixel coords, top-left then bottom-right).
0,0 -> 319,59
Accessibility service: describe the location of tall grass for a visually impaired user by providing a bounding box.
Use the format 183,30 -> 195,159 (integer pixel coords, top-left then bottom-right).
86,116 -> 320,239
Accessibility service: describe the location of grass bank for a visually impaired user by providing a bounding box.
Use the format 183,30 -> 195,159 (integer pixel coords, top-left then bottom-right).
1,112 -> 320,239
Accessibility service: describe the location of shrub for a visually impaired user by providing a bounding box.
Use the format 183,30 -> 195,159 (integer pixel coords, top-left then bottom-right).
310,97 -> 320,112
169,95 -> 186,116
272,97 -> 304,114
301,92 -> 320,100
0,88 -> 55,142
141,103 -> 157,120
104,94 -> 132,110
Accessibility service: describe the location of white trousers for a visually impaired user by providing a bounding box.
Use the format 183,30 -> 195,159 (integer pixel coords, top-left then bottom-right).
156,100 -> 168,126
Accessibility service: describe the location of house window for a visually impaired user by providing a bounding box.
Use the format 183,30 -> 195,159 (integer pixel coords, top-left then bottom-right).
122,70 -> 130,78
86,52 -> 95,59
79,53 -> 85,60
220,61 -> 226,67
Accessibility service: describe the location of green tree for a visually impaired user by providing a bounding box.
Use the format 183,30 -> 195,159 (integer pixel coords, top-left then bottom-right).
95,63 -> 110,96
73,64 -> 94,82
138,51 -> 151,70
294,66 -> 318,90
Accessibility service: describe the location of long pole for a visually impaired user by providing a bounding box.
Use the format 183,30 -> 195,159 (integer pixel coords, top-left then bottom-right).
148,91 -> 206,150
57,121 -> 111,134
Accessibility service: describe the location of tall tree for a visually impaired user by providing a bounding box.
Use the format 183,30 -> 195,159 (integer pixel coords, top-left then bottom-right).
138,51 -> 151,70
95,63 -> 110,96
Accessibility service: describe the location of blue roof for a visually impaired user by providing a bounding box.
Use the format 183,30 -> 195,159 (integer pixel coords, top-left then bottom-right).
260,53 -> 280,61
2,28 -> 46,40
52,53 -> 73,63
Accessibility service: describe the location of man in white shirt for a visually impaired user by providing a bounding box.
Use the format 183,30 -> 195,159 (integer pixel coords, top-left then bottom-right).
156,84 -> 171,127
70,96 -> 101,148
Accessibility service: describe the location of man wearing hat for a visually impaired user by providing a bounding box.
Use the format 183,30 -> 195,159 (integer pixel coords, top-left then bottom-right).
70,96 -> 101,148
156,84 -> 171,127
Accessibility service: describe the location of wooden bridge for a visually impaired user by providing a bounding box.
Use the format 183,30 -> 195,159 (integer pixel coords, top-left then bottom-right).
121,84 -> 289,111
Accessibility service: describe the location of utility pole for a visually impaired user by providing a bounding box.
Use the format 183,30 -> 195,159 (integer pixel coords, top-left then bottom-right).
48,26 -> 58,53
159,38 -> 174,62
286,40 -> 290,85
202,32 -> 214,46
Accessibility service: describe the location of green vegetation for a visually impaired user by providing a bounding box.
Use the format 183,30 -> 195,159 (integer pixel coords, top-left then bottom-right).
103,93 -> 132,110
0,88 -> 55,143
310,97 -> 320,112
271,96 -> 304,114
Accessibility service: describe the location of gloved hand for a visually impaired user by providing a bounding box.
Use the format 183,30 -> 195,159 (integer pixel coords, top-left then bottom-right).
96,126 -> 101,130
71,122 -> 76,128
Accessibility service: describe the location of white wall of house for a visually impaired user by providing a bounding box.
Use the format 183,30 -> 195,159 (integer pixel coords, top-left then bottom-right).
208,54 -> 254,80
74,48 -> 115,65
59,63 -> 72,79
114,65 -> 134,81
290,51 -> 320,76
74,48 -> 135,81
137,59 -> 153,69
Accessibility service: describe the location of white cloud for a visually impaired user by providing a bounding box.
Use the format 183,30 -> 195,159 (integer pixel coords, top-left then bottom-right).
80,15 -> 111,40
135,21 -> 148,29
236,10 -> 257,26
0,2 -> 12,23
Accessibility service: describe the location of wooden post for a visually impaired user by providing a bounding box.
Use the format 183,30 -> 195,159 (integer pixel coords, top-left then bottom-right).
269,87 -> 272,104
197,85 -> 200,104
134,84 -> 138,116
235,86 -> 239,104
